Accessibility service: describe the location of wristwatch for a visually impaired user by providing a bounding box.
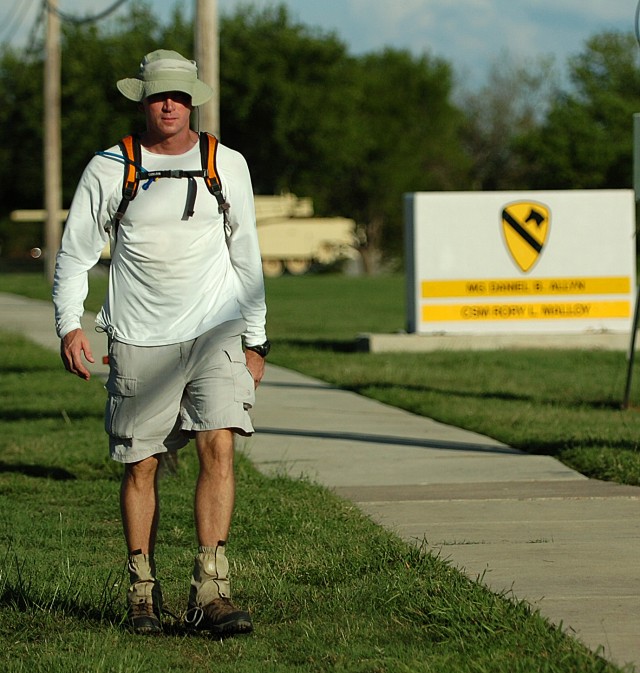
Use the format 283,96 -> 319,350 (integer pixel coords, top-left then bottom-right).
245,340 -> 271,358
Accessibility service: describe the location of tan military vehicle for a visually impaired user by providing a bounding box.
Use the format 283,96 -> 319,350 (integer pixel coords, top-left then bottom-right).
254,193 -> 359,277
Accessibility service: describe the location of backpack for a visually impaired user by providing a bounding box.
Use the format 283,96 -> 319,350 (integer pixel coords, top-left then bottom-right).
97,131 -> 230,241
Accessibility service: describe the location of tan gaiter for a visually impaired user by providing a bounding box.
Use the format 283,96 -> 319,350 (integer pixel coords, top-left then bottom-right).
189,543 -> 231,607
127,552 -> 158,606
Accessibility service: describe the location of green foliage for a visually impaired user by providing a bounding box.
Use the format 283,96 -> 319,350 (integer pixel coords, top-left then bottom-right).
60,3 -> 194,196
519,32 -> 640,190
336,49 -> 470,263
220,6 -> 358,196
218,7 -> 471,265
0,50 -> 43,213
460,54 -> 558,190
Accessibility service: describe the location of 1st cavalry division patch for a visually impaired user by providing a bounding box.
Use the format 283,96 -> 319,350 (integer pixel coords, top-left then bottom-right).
501,201 -> 550,272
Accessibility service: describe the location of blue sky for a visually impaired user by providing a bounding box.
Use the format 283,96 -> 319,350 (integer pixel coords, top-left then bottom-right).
2,0 -> 635,89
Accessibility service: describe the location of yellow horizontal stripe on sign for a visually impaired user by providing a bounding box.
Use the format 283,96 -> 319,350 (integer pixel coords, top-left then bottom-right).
422,301 -> 631,322
421,276 -> 631,298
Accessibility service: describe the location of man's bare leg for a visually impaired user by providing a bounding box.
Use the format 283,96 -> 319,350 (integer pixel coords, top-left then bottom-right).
187,429 -> 252,635
120,455 -> 160,554
194,429 -> 235,545
120,455 -> 162,633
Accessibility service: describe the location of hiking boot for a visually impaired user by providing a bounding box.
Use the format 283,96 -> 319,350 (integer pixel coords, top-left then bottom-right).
184,542 -> 252,636
126,552 -> 163,635
184,597 -> 253,636
127,587 -> 162,634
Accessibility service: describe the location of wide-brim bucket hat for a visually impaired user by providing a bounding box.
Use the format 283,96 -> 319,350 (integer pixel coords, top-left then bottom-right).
116,49 -> 213,106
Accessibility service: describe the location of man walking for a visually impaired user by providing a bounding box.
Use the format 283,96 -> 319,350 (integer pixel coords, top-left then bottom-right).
52,50 -> 269,636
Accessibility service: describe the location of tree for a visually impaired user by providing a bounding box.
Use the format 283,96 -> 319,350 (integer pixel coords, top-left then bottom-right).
0,46 -> 46,257
219,7 -> 471,270
219,5 -> 360,198
519,32 -> 640,190
0,1 -> 195,257
0,48 -> 45,212
0,2 -> 191,215
460,53 -> 557,190
337,49 -> 470,269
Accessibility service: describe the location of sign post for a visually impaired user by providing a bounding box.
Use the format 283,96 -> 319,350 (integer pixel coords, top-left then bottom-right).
622,114 -> 640,408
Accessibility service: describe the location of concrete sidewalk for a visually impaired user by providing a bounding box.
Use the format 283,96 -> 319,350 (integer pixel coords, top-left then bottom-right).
1,292 -> 638,670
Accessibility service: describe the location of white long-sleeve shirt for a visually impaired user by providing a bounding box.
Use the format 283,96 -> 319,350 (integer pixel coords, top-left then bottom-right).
53,139 -> 267,347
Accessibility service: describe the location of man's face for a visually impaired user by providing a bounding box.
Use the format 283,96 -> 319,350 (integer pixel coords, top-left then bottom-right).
142,91 -> 193,139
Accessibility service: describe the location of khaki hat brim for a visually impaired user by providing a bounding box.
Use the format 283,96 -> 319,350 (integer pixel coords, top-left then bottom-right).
116,77 -> 213,106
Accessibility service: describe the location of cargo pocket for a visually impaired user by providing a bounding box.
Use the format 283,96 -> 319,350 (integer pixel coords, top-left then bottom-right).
104,374 -> 137,438
223,348 -> 255,410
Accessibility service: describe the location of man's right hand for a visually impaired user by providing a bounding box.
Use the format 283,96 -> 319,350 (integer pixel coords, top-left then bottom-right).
60,328 -> 95,381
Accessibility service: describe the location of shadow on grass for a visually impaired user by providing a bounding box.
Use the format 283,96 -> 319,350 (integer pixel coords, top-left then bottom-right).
0,461 -> 76,480
0,365 -> 58,374
0,584 -> 119,625
0,583 -> 220,638
0,409 -> 104,422
519,439 -> 640,455
267,369 -> 622,410
352,382 -> 624,411
0,561 -> 123,627
277,338 -> 359,353
260,380 -> 343,391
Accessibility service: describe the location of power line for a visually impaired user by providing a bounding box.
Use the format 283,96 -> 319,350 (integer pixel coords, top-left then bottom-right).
44,0 -> 128,25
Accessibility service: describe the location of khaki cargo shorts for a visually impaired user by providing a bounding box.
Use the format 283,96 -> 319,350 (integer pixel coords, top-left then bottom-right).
104,328 -> 255,463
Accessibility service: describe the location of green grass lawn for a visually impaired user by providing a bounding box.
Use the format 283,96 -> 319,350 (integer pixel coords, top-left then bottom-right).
0,330 -> 621,672
2,270 -> 640,486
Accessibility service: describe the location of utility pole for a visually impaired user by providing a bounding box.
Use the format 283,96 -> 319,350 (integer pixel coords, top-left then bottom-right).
194,0 -> 220,137
44,0 -> 62,285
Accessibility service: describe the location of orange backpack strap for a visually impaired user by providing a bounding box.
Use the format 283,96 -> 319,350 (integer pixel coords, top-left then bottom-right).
199,132 -> 230,220
112,134 -> 142,238
119,134 -> 141,203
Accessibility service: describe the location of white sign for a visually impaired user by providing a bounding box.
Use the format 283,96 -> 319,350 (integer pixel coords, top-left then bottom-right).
404,190 -> 636,335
